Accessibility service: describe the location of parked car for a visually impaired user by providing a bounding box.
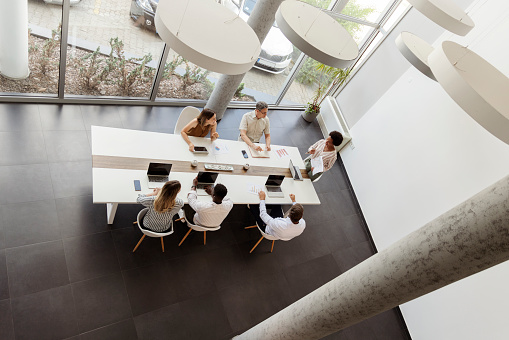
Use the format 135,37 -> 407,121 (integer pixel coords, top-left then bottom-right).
130,0 -> 159,32
221,0 -> 293,74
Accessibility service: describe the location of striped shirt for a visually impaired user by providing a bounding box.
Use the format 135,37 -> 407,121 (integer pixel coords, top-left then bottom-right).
137,195 -> 184,232
308,139 -> 337,172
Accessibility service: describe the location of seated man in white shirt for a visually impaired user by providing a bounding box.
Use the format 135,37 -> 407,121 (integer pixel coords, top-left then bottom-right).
249,191 -> 305,240
186,177 -> 233,227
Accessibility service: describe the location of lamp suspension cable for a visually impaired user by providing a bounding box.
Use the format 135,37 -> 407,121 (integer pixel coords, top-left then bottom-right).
176,0 -> 191,36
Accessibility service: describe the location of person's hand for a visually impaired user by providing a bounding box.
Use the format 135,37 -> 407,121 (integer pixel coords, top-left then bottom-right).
189,143 -> 195,152
289,194 -> 296,202
258,190 -> 266,200
311,167 -> 314,172
309,149 -> 315,154
192,177 -> 198,187
211,132 -> 219,140
266,145 -> 271,151
204,186 -> 213,195
151,187 -> 161,196
254,145 -> 263,152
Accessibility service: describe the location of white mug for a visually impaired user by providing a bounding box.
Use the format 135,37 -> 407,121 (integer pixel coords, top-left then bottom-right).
243,163 -> 250,170
191,160 -> 198,167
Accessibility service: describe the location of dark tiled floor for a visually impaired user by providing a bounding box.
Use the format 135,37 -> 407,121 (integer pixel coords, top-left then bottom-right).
0,103 -> 410,339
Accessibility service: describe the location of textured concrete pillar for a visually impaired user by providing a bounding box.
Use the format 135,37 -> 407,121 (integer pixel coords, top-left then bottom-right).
235,174 -> 509,340
205,0 -> 284,119
0,0 -> 29,79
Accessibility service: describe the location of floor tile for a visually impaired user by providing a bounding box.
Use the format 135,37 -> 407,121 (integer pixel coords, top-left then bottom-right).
0,131 -> 47,165
0,164 -> 54,204
49,161 -> 92,198
39,104 -> 85,130
204,245 -> 247,290
323,190 -> 358,219
283,254 -> 341,301
332,246 -> 363,274
0,299 -> 15,340
122,262 -> 178,316
118,106 -> 180,133
44,130 -> 91,162
79,319 -> 138,340
72,273 -> 131,333
179,293 -> 233,340
0,199 -> 61,248
0,103 -> 41,131
80,105 -> 123,130
0,251 -> 8,300
342,214 -> 370,246
64,232 -> 120,283
11,285 -> 78,340
134,303 -> 189,340
369,309 -> 410,340
320,218 -> 352,253
55,195 -> 109,238
6,240 -> 69,297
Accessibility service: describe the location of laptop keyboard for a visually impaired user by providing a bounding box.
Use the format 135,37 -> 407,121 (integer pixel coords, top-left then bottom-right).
148,176 -> 168,182
197,184 -> 211,190
266,186 -> 282,192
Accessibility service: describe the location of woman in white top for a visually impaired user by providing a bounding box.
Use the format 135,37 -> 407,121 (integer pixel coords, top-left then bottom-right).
137,180 -> 184,232
305,131 -> 343,181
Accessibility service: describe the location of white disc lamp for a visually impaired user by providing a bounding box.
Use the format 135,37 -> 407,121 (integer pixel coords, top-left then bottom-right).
155,0 -> 261,75
395,32 -> 436,81
428,41 -> 509,145
406,0 -> 475,36
275,0 -> 359,69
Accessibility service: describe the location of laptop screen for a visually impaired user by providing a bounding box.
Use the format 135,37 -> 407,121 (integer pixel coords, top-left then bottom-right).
147,163 -> 172,176
265,175 -> 285,186
197,171 -> 219,184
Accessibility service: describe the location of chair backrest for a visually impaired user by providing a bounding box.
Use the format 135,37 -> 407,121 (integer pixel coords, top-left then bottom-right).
184,214 -> 221,232
174,106 -> 201,134
136,208 -> 174,237
257,224 -> 279,241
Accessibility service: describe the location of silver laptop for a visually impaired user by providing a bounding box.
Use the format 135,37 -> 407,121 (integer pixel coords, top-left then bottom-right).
196,171 -> 219,196
147,162 -> 172,189
289,159 -> 303,181
265,175 -> 285,198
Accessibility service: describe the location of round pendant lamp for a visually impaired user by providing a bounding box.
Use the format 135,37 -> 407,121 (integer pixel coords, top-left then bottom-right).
155,0 -> 261,75
428,41 -> 509,145
407,0 -> 475,36
275,0 -> 358,69
396,32 -> 436,81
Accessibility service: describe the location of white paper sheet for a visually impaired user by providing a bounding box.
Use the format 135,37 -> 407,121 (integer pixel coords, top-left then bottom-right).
274,147 -> 290,159
211,141 -> 230,155
247,183 -> 263,195
311,156 -> 323,175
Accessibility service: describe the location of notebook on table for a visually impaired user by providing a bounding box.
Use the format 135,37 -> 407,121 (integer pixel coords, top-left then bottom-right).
248,144 -> 271,158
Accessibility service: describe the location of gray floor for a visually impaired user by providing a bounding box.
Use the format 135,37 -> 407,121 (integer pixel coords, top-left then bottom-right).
0,103 -> 410,340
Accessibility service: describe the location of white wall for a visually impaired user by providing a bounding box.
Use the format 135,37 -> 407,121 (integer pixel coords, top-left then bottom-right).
338,0 -> 509,339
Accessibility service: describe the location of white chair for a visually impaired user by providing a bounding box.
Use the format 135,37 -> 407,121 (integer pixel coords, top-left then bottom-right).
245,222 -> 279,253
132,208 -> 183,253
178,210 -> 221,246
303,155 -> 322,182
174,106 -> 201,134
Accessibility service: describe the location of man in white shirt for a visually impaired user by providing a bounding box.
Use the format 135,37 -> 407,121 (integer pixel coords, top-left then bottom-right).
239,101 -> 271,152
249,191 -> 305,240
187,178 -> 233,227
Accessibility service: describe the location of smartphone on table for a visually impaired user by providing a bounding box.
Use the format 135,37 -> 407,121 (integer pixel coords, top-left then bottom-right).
242,150 -> 248,158
134,180 -> 141,191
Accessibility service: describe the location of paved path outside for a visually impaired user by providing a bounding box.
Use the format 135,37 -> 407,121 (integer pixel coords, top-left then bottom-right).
27,0 -> 315,104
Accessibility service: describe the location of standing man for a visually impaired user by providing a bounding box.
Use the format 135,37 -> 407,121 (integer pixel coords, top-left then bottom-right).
186,177 -> 233,227
239,101 -> 271,152
249,191 -> 305,240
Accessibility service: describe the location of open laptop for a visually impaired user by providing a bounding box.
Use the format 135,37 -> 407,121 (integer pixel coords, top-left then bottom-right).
196,171 -> 219,196
289,159 -> 303,181
147,162 -> 172,189
265,175 -> 285,198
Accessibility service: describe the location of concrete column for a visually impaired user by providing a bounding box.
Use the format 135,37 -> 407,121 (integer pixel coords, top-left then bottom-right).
0,0 -> 29,79
235,174 -> 509,340
205,0 -> 284,120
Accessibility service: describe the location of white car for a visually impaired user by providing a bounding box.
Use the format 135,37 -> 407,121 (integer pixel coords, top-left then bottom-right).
222,0 -> 293,74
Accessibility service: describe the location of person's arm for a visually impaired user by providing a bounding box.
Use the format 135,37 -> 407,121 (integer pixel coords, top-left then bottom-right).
322,156 -> 336,172
180,118 -> 199,152
239,114 -> 262,151
307,139 -> 322,154
210,122 -> 219,141
258,191 -> 273,225
265,134 -> 271,151
264,119 -> 271,151
136,193 -> 156,207
187,177 -> 203,212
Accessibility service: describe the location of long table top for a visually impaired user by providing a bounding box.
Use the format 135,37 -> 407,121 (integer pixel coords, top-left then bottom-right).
92,126 -> 320,205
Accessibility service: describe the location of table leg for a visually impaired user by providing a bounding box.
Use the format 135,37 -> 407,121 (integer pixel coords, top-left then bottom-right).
107,203 -> 118,224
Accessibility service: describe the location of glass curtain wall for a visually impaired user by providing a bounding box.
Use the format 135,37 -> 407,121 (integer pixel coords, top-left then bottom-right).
0,1 -> 62,96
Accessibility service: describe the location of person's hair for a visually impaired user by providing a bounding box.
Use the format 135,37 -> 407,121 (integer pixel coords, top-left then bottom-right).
154,180 -> 181,213
255,101 -> 268,111
212,183 -> 227,200
197,108 -> 216,127
289,203 -> 304,224
329,130 -> 343,146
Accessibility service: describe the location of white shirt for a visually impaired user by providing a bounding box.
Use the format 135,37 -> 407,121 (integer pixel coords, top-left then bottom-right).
259,200 -> 305,240
187,190 -> 234,227
239,110 -> 270,143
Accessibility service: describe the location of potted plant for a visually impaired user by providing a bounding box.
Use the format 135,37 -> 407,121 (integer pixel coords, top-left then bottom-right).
302,65 -> 351,122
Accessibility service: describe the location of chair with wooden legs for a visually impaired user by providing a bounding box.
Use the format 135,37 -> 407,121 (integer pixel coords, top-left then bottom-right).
245,223 -> 279,253
132,208 -> 184,253
178,210 -> 221,246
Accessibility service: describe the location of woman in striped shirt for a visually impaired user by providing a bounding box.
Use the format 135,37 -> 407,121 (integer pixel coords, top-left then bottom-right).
305,131 -> 343,181
136,180 -> 184,232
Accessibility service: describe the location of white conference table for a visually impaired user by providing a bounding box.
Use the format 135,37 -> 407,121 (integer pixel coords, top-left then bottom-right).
92,126 -> 320,224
